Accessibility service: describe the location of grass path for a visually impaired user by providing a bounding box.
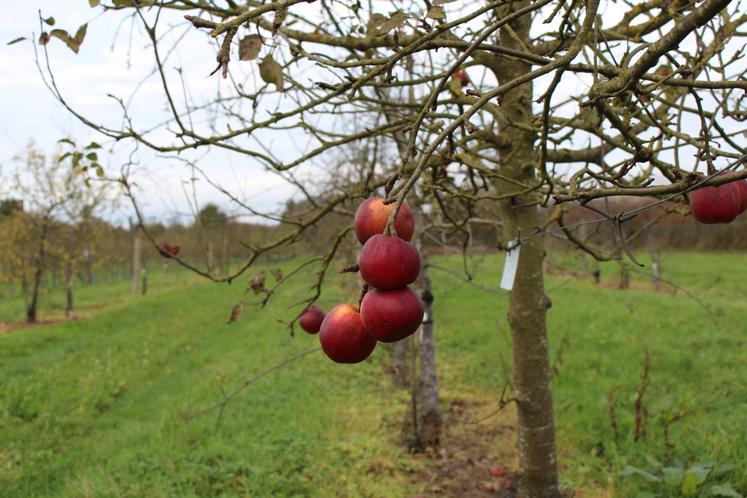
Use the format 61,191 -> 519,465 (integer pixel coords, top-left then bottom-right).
1,252 -> 746,497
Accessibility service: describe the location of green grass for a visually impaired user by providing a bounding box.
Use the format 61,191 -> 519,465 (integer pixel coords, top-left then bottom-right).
1,251 -> 746,497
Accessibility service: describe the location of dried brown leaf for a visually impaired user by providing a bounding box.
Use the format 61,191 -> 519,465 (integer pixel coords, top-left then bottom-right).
238,34 -> 262,61
258,55 -> 283,91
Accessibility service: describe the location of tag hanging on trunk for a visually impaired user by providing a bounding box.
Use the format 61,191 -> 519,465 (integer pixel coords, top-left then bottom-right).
500,240 -> 521,291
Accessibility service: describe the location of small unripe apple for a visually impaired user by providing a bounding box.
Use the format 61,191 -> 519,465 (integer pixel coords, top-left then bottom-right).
354,197 -> 414,244
453,70 -> 470,87
299,304 -> 325,334
319,304 -> 377,363
360,287 -> 424,343
359,234 -> 420,289
690,182 -> 743,223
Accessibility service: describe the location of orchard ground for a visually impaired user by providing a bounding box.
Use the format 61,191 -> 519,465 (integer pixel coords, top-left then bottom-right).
1,251 -> 745,497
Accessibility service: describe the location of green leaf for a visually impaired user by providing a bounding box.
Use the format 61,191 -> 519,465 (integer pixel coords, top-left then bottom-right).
377,11 -> 405,34
86,152 -> 98,161
711,483 -> 743,497
713,464 -> 737,478
258,55 -> 283,91
645,455 -> 663,470
689,462 -> 715,484
44,17 -> 56,26
682,472 -> 698,496
58,138 -> 76,147
49,24 -> 87,54
89,0 -> 101,6
663,467 -> 685,487
85,142 -> 102,150
620,466 -> 662,483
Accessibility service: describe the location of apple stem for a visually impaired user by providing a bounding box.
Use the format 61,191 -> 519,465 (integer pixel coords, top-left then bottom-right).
357,283 -> 369,310
339,263 -> 359,274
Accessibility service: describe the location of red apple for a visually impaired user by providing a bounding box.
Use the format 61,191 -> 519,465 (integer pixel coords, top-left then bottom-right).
360,287 -> 424,343
158,242 -> 180,257
736,179 -> 747,213
690,181 -> 742,223
319,304 -> 377,363
354,197 -> 414,244
359,234 -> 420,289
453,70 -> 470,87
299,304 -> 325,334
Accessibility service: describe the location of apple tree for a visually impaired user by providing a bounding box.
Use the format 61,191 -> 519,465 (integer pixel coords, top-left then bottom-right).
34,0 -> 747,495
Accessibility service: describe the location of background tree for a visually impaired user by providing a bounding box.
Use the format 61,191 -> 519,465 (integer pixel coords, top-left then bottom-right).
4,141 -> 108,322
36,1 -> 747,496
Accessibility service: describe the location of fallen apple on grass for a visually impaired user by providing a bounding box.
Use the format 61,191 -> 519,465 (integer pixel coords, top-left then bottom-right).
319,304 -> 377,364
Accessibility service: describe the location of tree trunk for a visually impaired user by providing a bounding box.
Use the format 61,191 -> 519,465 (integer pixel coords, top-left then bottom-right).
417,265 -> 441,449
392,339 -> 410,388
221,237 -> 229,276
141,268 -> 148,296
27,220 -> 50,323
131,233 -> 141,296
84,243 -> 94,285
492,3 -> 560,496
65,264 -> 74,318
27,266 -> 43,323
618,261 -> 630,290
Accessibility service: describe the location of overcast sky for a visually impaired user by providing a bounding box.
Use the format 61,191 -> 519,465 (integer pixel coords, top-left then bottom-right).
1,2 -> 734,226
1,1 -> 301,226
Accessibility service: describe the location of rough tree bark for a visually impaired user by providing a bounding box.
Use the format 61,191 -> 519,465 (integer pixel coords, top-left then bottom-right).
417,263 -> 441,449
391,340 -> 410,388
493,2 -> 560,496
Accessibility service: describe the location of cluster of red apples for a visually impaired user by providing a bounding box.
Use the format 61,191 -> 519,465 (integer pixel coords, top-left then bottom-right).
298,197 -> 424,363
690,176 -> 747,224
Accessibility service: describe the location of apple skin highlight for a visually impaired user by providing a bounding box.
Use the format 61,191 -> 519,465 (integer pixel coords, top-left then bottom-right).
354,197 -> 414,244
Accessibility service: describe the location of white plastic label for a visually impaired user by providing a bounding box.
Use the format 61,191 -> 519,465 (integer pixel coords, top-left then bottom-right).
500,240 -> 521,291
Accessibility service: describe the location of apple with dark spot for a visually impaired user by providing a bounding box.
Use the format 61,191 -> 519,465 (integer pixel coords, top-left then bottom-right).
299,304 -> 325,334
354,197 -> 414,243
360,287 -> 424,343
319,304 -> 377,363
359,234 -> 420,289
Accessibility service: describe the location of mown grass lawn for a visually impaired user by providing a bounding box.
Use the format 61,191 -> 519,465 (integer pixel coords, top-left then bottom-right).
1,251 -> 745,497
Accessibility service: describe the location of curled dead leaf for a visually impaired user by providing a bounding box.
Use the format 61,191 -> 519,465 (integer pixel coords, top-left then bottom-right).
238,34 -> 262,61
258,55 -> 284,91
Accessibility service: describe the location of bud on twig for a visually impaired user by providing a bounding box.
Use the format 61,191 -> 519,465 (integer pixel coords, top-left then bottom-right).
339,263 -> 360,274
